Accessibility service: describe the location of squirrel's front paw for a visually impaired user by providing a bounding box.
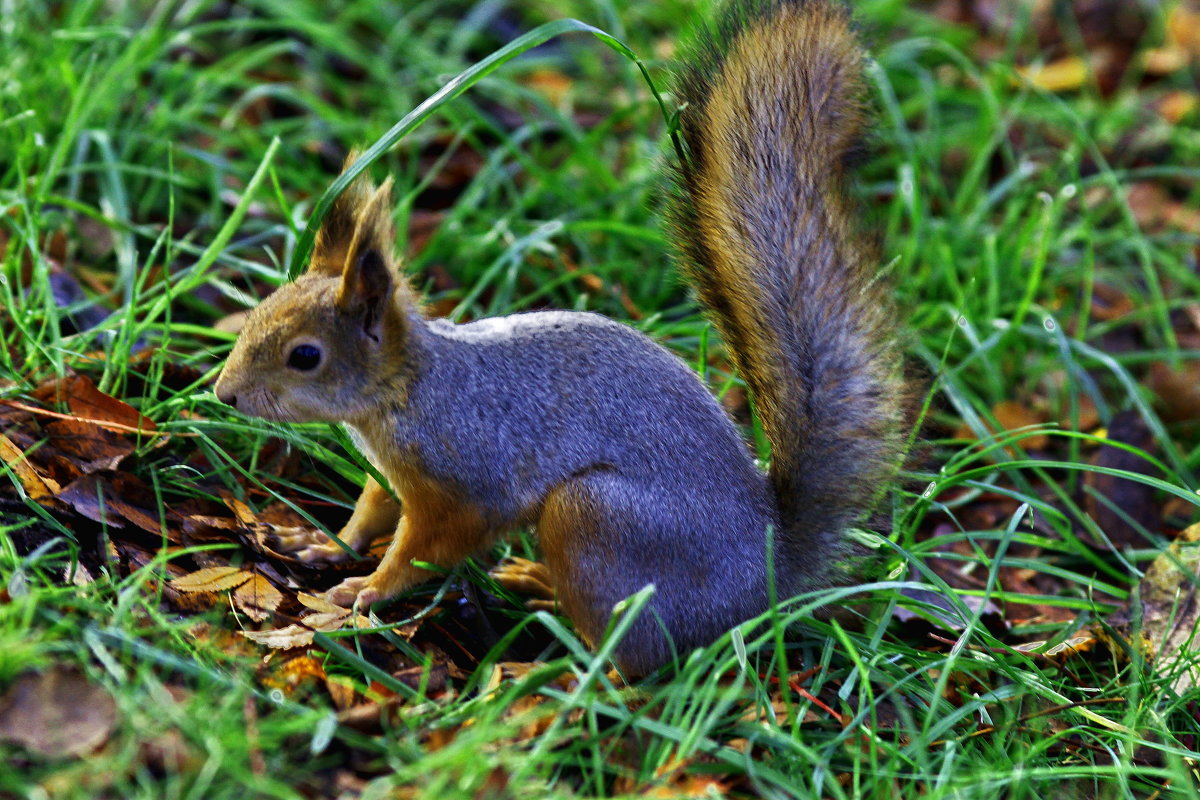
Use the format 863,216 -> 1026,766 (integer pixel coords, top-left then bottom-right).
273,527 -> 356,563
324,576 -> 383,608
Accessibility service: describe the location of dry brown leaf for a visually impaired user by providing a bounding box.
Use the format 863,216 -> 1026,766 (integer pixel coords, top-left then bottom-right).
34,374 -> 157,434
213,310 -> 250,335
957,400 -> 1050,450
241,625 -> 316,649
296,592 -> 347,614
1104,522 -> 1200,694
1147,361 -> 1200,423
233,574 -> 284,621
1057,394 -> 1101,433
55,473 -> 165,534
1088,282 -> 1135,323
43,417 -> 135,473
64,376 -> 156,433
472,766 -> 511,800
222,493 -> 258,526
0,667 -> 117,759
303,610 -> 357,632
992,400 -> 1050,449
1144,47 -> 1190,75
170,566 -> 253,593
1128,183 -> 1200,235
325,676 -> 358,711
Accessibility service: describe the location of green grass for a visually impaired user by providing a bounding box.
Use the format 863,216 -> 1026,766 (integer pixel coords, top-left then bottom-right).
3,0 -> 1200,797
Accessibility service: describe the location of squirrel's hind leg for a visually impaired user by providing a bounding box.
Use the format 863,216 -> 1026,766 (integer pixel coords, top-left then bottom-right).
537,473 -> 685,676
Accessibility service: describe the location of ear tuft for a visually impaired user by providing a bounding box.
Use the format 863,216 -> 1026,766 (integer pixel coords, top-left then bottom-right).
308,150 -> 377,277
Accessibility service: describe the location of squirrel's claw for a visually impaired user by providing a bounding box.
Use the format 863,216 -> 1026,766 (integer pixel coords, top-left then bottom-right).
491,557 -> 557,612
324,575 -> 379,608
272,527 -> 355,563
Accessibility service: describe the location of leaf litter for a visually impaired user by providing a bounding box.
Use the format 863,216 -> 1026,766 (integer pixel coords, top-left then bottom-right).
3,1 -> 1200,792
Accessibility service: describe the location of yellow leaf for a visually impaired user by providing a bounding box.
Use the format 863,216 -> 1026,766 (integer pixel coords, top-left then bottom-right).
1167,4 -> 1200,57
296,592 -> 347,614
170,566 -> 252,593
233,575 -> 284,621
0,432 -> 59,500
1018,56 -> 1088,92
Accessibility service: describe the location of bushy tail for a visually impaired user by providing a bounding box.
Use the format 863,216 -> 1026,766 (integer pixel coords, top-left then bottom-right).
672,0 -> 906,579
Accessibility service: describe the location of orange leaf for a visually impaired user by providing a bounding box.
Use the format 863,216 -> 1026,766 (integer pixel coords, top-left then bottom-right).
221,493 -> 258,526
992,400 -> 1050,449
33,374 -> 157,433
1157,90 -> 1199,124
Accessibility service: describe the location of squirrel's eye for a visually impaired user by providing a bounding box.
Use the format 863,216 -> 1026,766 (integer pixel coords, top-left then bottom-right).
287,344 -> 322,371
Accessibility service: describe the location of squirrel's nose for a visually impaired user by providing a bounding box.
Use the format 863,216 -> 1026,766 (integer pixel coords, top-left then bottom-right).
216,389 -> 237,408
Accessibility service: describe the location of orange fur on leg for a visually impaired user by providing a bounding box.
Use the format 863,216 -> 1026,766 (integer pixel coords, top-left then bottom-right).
326,474 -> 492,607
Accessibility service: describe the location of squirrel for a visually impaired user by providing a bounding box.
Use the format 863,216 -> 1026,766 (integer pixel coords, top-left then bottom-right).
213,0 -> 906,675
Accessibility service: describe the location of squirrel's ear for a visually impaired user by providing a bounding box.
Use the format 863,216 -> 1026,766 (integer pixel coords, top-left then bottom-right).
308,150 -> 376,277
337,246 -> 394,342
336,177 -> 398,341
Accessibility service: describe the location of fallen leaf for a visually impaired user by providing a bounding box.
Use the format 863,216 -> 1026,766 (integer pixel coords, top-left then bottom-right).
0,432 -> 60,500
1167,3 -> 1200,58
55,473 -> 164,534
261,654 -> 327,695
1018,56 -> 1088,92
1147,361 -> 1200,423
170,566 -> 253,593
992,400 -> 1050,449
296,592 -> 347,614
0,667 -> 117,759
1128,183 -> 1200,235
33,374 -> 156,434
1057,393 -> 1101,433
233,574 -> 284,621
1144,47 -> 1191,76
43,418 -> 134,474
522,67 -> 573,106
221,493 -> 259,526
325,676 -> 358,711
213,310 -> 250,335
302,610 -> 356,632
241,624 -> 316,649
956,400 -> 1050,451
1088,282 -> 1135,323
1104,522 -> 1200,694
